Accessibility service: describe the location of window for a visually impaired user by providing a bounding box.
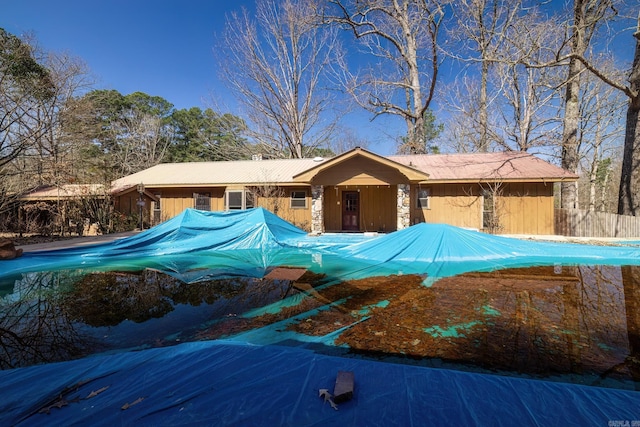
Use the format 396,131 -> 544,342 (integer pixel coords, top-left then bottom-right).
482,190 -> 495,230
225,190 -> 243,210
245,191 -> 254,209
153,194 -> 162,224
224,189 -> 254,210
194,192 -> 211,211
290,191 -> 307,208
417,188 -> 430,209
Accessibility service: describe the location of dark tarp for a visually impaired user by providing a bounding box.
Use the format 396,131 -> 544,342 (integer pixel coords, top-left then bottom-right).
0,340 -> 638,426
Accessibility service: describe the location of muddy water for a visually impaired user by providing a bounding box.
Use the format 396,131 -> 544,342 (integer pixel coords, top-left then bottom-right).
333,266 -> 640,389
1,265 -> 639,390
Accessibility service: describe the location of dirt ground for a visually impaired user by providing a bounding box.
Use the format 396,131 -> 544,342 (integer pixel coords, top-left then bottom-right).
0,232 -> 78,247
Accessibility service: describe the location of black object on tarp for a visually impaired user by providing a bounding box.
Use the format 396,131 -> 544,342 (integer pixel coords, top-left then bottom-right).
334,370 -> 355,403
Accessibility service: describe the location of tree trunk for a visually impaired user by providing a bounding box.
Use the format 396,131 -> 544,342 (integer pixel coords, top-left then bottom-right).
560,0 -> 585,210
479,59 -> 489,152
617,26 -> 640,215
588,156 -> 598,211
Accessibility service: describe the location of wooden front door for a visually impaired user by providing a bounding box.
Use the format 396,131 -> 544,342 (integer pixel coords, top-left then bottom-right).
342,191 -> 359,231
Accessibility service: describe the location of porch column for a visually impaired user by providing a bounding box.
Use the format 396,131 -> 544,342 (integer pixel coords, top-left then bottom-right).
397,184 -> 411,230
311,185 -> 324,234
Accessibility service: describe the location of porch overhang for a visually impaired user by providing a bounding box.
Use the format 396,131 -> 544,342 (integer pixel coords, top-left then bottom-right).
111,184 -> 159,202
292,147 -> 430,184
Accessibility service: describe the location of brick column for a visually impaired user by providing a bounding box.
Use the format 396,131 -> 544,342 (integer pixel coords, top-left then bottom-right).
397,184 -> 411,230
311,185 -> 324,234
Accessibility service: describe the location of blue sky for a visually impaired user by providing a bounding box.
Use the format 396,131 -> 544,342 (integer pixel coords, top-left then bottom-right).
3,0 -> 252,110
1,0 -> 406,154
2,1 -> 637,156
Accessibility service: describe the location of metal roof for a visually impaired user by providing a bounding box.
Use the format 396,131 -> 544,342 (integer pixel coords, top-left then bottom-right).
21,184 -> 107,200
388,152 -> 578,183
111,158 -> 327,191
111,151 -> 577,191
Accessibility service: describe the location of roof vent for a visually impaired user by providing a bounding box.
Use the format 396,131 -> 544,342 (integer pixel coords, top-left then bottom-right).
313,156 -> 324,162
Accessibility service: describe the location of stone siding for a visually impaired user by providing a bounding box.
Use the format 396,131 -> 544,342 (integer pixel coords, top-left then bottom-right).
397,184 -> 410,230
311,185 -> 324,234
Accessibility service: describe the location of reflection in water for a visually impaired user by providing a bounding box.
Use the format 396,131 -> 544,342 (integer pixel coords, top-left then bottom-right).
1,265 -> 639,391
622,266 -> 640,390
0,270 -> 297,369
0,271 -> 97,369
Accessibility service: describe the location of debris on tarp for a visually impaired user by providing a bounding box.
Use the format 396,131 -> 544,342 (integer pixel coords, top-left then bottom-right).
318,389 -> 338,410
333,371 -> 354,404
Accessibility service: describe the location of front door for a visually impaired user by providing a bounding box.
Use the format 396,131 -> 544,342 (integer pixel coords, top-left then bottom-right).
342,191 -> 359,231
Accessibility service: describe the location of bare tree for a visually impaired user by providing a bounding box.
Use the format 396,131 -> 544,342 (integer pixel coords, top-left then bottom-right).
0,30 -> 54,167
111,112 -> 172,176
31,52 -> 93,186
325,0 -> 446,153
447,0 -> 525,152
492,60 -> 564,153
438,78 -> 498,152
218,0 -> 341,158
441,7 -> 565,154
529,7 -> 640,215
329,125 -> 370,154
558,0 -> 617,209
0,29 -> 55,215
618,16 -> 640,215
576,59 -> 626,211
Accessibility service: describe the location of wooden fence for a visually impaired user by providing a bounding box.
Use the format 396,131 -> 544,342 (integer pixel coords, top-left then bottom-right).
555,208 -> 640,238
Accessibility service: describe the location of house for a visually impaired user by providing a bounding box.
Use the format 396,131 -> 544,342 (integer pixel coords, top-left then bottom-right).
16,184 -> 111,235
111,147 -> 578,235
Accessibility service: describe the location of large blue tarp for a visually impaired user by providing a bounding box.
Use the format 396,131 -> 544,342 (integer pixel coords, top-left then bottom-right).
338,222 -> 640,283
2,207 -> 639,286
0,340 -> 638,426
2,208 -> 640,425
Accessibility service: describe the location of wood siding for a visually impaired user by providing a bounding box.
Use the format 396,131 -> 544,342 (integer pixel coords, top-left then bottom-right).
500,183 -> 554,235
113,180 -> 557,236
116,193 -> 139,216
311,157 -> 409,186
117,186 -> 312,231
150,187 -> 225,221
253,186 -> 312,231
411,182 -> 555,234
324,185 -> 396,232
410,184 -> 481,229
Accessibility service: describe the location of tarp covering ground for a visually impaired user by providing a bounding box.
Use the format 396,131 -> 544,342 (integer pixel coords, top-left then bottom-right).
2,208 -> 640,425
2,207 -> 640,286
0,340 -> 638,426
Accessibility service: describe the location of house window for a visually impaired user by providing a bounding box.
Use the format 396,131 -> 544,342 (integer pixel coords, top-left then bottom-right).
482,190 -> 495,230
290,191 -> 307,208
226,190 -> 243,210
417,188 -> 431,209
245,191 -> 255,209
153,193 -> 161,224
194,192 -> 211,211
224,189 -> 254,210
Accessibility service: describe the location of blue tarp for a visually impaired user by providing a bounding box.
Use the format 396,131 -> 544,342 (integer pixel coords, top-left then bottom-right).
2,207 -> 640,286
2,208 -> 640,426
338,222 -> 640,283
0,340 -> 638,426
